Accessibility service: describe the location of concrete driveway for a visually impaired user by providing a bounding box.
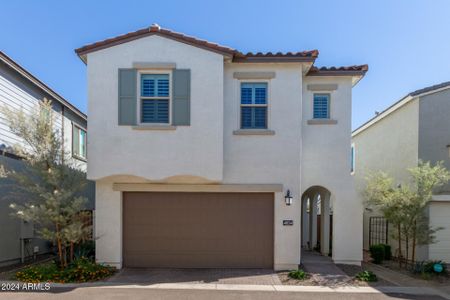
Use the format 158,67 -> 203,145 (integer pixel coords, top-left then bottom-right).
105,268 -> 282,285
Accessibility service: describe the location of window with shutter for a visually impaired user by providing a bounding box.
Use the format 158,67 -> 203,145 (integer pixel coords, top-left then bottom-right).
240,83 -> 268,129
139,74 -> 170,123
313,94 -> 330,119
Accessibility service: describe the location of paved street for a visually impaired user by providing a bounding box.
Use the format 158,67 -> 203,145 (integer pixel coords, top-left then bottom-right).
0,288 -> 447,300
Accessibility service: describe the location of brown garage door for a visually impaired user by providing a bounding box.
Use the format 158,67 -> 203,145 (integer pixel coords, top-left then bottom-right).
123,192 -> 273,268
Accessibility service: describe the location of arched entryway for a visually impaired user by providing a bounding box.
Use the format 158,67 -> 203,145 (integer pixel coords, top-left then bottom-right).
301,186 -> 333,257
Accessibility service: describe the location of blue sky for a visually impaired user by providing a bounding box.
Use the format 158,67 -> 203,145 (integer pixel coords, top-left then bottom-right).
1,0 -> 449,129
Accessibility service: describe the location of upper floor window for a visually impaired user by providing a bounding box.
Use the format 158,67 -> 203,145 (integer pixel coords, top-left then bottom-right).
72,125 -> 87,160
240,82 -> 268,129
140,73 -> 170,123
313,93 -> 330,119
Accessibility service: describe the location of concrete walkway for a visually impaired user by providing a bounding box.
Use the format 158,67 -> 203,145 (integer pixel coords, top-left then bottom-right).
106,268 -> 282,285
301,250 -> 351,286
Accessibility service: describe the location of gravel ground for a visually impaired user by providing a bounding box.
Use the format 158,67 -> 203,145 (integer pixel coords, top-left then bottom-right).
336,264 -> 395,287
277,271 -> 319,286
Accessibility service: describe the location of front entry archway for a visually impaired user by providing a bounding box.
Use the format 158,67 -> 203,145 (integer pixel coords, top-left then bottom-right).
301,186 -> 332,257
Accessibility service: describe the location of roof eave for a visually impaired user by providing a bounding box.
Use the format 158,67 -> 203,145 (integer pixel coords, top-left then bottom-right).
0,51 -> 87,120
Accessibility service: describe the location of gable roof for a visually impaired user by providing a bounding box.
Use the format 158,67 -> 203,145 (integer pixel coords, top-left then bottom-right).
352,81 -> 450,137
75,24 -> 318,64
0,51 -> 87,120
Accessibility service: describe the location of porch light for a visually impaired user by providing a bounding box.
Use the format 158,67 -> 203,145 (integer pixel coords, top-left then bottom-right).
285,190 -> 293,206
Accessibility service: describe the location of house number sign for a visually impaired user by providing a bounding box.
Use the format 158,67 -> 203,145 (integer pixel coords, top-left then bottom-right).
283,220 -> 294,226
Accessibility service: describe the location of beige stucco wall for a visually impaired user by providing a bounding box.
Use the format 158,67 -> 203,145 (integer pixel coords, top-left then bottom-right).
86,35 -> 224,182
223,63 -> 303,270
352,99 -> 419,251
302,76 -> 362,264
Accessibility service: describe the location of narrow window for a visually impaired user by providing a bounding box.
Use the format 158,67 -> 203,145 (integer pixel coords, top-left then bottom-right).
313,94 -> 330,119
240,83 -> 268,129
351,144 -> 355,174
73,125 -> 87,160
140,74 -> 170,123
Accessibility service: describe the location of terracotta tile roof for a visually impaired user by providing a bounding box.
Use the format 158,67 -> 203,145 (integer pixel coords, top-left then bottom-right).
75,24 -> 318,63
307,65 -> 369,76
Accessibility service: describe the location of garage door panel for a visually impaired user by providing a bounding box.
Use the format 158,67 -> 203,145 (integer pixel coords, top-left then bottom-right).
123,192 -> 274,268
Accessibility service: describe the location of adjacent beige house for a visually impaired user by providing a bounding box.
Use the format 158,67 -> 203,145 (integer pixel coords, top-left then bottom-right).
352,81 -> 450,263
76,24 -> 367,270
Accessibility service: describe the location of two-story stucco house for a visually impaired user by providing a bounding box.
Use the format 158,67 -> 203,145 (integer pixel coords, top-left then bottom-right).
0,51 -> 94,266
352,81 -> 450,263
75,24 -> 367,270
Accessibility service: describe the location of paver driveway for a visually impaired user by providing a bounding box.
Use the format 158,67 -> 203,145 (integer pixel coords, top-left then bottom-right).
106,268 -> 282,285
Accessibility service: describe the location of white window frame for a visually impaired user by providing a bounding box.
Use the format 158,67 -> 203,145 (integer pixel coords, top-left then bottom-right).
312,93 -> 331,119
137,70 -> 172,125
72,123 -> 87,161
237,79 -> 271,130
351,143 -> 356,175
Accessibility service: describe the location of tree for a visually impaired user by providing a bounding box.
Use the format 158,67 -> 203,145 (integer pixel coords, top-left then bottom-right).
364,161 -> 450,267
0,99 -> 91,268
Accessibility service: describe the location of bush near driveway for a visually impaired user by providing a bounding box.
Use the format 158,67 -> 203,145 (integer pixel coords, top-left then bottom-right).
15,257 -> 115,283
355,270 -> 378,282
288,269 -> 307,280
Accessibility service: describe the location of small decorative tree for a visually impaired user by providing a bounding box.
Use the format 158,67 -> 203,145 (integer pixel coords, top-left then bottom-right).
0,99 -> 91,268
364,161 -> 450,267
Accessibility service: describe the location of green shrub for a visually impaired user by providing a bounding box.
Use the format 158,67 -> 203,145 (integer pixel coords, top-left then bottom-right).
369,244 -> 385,264
413,260 -> 448,277
288,269 -> 307,280
15,258 -> 115,283
380,244 -> 391,260
74,241 -> 95,260
355,270 -> 377,282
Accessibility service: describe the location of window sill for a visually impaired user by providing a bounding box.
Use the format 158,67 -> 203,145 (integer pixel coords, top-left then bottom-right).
72,155 -> 87,162
233,129 -> 275,136
132,125 -> 177,131
307,119 -> 338,125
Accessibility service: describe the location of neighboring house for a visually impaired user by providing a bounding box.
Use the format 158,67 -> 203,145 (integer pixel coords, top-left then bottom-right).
75,24 -> 367,270
352,81 -> 450,263
0,51 -> 94,267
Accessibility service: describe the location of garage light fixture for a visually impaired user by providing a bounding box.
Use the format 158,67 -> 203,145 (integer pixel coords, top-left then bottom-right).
285,190 -> 293,206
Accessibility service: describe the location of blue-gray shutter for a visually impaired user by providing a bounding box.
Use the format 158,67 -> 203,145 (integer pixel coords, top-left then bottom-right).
172,69 -> 190,126
118,69 -> 137,125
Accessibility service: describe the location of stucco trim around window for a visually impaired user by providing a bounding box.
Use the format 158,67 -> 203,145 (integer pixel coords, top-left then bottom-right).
132,62 -> 176,69
233,129 -> 275,136
307,84 -> 338,91
233,72 -> 276,80
307,119 -> 338,125
132,125 -> 176,130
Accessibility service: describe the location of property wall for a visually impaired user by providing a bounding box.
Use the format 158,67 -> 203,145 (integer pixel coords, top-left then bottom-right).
86,35 -> 224,182
352,98 -> 419,253
223,62 -> 304,269
302,76 -> 362,264
418,89 -> 450,193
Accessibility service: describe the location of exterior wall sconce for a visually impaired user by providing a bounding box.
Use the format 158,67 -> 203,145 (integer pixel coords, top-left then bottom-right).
285,190 -> 293,206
